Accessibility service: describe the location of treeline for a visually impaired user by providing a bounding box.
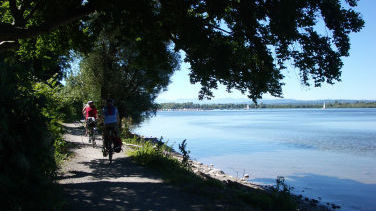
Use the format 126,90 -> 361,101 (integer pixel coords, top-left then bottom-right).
159,102 -> 248,110
159,101 -> 376,110
264,102 -> 376,109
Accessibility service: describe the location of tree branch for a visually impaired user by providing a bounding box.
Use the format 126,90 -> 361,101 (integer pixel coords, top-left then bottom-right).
8,0 -> 18,17
201,17 -> 232,35
207,23 -> 232,35
24,1 -> 40,22
20,0 -> 31,15
0,4 -> 96,42
0,40 -> 19,52
9,0 -> 25,26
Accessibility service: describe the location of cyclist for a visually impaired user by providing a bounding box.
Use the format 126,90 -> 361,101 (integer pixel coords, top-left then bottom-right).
82,103 -> 88,119
84,101 -> 98,136
102,99 -> 120,156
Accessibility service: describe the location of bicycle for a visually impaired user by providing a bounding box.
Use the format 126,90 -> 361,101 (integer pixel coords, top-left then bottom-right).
103,126 -> 117,164
87,117 -> 97,148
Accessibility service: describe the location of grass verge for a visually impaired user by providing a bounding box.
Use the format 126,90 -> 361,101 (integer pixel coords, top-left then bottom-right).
124,136 -> 299,210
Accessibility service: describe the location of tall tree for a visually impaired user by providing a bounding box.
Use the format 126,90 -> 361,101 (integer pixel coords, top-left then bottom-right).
75,13 -> 180,123
1,0 -> 364,101
1,3 -> 89,210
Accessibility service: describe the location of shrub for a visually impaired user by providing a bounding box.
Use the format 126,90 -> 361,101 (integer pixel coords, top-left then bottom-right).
178,139 -> 191,168
128,141 -> 159,165
0,63 -> 63,210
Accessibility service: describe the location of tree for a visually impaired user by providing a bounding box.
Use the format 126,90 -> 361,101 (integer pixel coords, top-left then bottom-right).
1,3 -> 88,209
1,0 -> 364,101
71,15 -> 180,123
0,1 -> 365,209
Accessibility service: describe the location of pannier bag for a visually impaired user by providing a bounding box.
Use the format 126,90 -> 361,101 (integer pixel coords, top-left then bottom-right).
113,137 -> 122,153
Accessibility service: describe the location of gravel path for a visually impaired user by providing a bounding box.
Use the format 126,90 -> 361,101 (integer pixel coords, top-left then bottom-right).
58,123 -> 216,211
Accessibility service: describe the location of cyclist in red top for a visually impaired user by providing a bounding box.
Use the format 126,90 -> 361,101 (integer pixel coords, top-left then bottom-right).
85,101 -> 98,119
84,101 -> 98,135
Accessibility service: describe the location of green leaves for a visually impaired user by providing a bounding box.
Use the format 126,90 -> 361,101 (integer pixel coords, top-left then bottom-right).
0,51 -> 63,210
1,0 -> 364,101
67,7 -> 181,123
157,0 -> 363,101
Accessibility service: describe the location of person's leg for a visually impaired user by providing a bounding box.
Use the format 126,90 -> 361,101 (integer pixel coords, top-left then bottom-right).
110,122 -> 119,137
102,125 -> 109,156
106,124 -> 116,148
84,119 -> 88,136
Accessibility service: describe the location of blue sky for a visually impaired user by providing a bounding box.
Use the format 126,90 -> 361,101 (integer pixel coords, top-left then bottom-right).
158,0 -> 376,101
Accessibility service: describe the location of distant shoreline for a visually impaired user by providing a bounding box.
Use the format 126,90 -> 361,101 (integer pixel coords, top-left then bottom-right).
158,102 -> 376,111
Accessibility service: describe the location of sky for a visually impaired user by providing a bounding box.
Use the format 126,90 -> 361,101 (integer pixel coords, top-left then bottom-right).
157,0 -> 376,102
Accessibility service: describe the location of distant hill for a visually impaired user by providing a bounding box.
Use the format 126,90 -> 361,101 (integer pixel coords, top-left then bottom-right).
156,98 -> 376,105
156,98 -> 251,104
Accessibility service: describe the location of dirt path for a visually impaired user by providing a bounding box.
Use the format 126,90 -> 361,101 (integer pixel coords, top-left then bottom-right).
58,123 -> 216,211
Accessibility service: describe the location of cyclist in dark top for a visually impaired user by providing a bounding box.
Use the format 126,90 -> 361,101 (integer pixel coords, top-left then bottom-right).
102,99 -> 120,156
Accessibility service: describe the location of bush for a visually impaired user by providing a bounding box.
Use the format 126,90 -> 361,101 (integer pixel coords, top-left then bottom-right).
0,54 -> 64,210
270,176 -> 297,210
178,139 -> 191,168
128,141 -> 159,165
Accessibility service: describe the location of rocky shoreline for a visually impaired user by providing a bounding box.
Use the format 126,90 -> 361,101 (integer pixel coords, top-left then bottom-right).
134,136 -> 335,210
171,151 -> 334,211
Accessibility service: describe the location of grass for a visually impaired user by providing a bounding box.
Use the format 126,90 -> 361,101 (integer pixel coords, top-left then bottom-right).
54,123 -> 80,167
54,137 -> 68,167
124,136 -> 299,210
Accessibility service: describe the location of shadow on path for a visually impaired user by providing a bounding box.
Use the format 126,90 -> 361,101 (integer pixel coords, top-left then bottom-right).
58,157 -> 159,181
60,123 -> 227,210
60,155 -> 216,210
63,123 -> 86,136
62,181 -> 207,211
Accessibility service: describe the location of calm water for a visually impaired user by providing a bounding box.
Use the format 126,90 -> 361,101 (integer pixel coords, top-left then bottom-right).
134,108 -> 376,211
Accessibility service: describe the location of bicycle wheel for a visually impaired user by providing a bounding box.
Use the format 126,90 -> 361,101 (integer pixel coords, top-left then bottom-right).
91,128 -> 96,147
88,127 -> 92,143
108,138 -> 113,164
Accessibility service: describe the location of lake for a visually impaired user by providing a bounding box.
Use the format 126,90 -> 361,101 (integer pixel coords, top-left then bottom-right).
134,108 -> 376,211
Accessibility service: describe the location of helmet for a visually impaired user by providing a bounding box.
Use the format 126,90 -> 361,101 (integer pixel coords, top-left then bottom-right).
87,101 -> 93,104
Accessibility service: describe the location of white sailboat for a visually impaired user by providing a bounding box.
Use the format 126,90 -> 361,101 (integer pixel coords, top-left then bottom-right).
322,102 -> 326,109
